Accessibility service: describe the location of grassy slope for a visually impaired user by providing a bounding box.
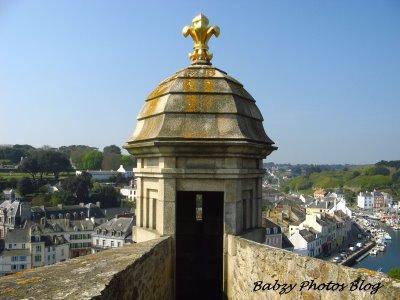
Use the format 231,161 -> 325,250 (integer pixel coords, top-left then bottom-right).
285,165 -> 400,201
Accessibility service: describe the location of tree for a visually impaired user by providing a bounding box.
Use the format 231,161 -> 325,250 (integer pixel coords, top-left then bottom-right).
102,153 -> 122,170
19,149 -> 71,181
351,170 -> 361,179
388,268 -> 400,280
75,172 -> 92,203
90,185 -> 120,208
82,150 -> 103,170
17,177 -> 35,196
41,150 -> 72,180
51,191 -> 76,206
59,145 -> 96,156
69,147 -> 96,169
0,144 -> 35,164
49,193 -> 62,206
103,145 -> 121,155
31,194 -> 51,207
19,154 -> 40,180
392,171 -> 400,182
343,189 -> 356,206
121,155 -> 137,169
365,166 -> 390,176
376,160 -> 400,170
60,172 -> 92,204
0,177 -> 17,190
109,173 -> 129,186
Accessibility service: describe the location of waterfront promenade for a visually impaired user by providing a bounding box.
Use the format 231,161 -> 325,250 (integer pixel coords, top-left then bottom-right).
341,240 -> 375,267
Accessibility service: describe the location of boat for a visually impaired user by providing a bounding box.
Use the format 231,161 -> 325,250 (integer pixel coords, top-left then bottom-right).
384,233 -> 392,240
376,237 -> 385,244
370,248 -> 378,256
377,244 -> 386,252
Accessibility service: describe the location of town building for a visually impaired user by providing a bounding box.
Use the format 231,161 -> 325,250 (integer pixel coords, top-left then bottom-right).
372,190 -> 393,210
120,186 -> 137,201
75,170 -> 119,181
76,165 -> 133,181
0,227 -> 31,275
117,165 -> 134,178
44,219 -> 95,258
30,202 -> 132,225
263,219 -> 282,248
289,228 -> 322,257
91,216 -> 134,253
42,235 -> 69,265
357,190 -> 392,210
0,223 -> 69,276
289,211 -> 351,256
331,211 -> 352,247
0,195 -> 31,239
267,203 -> 306,235
306,199 -> 334,215
357,191 -> 374,209
120,179 -> 137,202
313,188 -> 327,199
328,196 -> 352,217
2,189 -> 23,202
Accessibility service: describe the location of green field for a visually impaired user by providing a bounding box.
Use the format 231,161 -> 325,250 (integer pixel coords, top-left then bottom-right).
284,164 -> 400,202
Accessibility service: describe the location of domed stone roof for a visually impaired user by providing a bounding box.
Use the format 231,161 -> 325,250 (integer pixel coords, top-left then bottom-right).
125,64 -> 275,148
124,14 -> 276,156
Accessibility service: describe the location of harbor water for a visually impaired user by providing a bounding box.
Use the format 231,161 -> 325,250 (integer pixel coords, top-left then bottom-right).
353,224 -> 400,273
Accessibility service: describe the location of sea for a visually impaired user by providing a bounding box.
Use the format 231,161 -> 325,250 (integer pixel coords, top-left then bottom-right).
353,224 -> 400,273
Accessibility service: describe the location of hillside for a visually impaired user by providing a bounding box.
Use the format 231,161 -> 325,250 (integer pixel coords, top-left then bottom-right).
283,161 -> 400,202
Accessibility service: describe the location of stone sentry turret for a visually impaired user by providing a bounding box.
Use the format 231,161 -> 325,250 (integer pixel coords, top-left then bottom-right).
124,13 -> 276,298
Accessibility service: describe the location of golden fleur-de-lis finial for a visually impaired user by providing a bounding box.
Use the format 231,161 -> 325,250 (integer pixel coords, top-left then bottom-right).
182,13 -> 220,65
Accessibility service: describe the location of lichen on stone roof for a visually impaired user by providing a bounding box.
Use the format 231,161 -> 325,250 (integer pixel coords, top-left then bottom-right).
125,65 -> 276,151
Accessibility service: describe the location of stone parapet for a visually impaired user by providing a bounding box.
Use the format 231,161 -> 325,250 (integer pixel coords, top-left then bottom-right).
0,237 -> 173,300
226,234 -> 400,299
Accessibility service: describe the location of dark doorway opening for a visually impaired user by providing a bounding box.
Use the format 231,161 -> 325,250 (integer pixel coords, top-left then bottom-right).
176,191 -> 224,300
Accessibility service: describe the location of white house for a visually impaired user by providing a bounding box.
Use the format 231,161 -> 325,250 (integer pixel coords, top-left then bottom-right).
357,191 -> 374,209
91,216 -> 135,253
43,235 -> 69,265
0,228 -> 31,275
117,165 -> 134,178
0,223 -> 70,276
289,229 -> 322,257
0,198 -> 31,239
328,198 -> 352,218
289,212 -> 350,256
76,165 -> 133,181
120,186 -> 137,201
76,170 -> 119,181
120,179 -> 137,202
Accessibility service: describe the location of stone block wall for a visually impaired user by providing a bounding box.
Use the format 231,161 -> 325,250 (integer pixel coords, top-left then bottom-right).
226,235 -> 400,300
0,237 -> 173,300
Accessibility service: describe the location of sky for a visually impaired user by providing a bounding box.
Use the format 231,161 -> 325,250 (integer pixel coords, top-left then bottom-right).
0,1 -> 399,164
